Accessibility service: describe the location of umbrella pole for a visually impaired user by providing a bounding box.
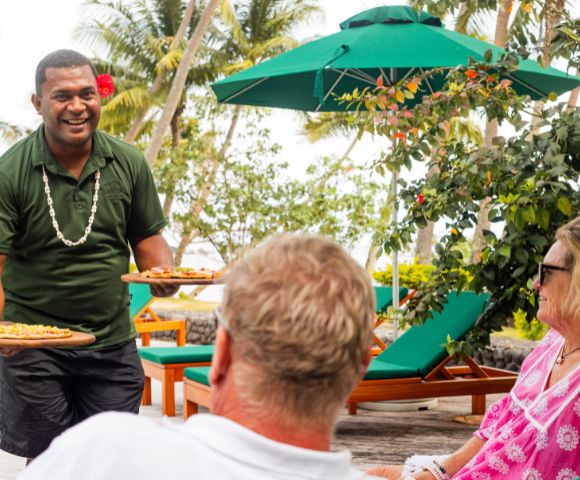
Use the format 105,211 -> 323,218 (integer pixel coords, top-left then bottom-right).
391,171 -> 400,339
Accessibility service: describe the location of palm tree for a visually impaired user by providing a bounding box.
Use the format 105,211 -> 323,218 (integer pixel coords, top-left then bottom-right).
76,0 -> 218,143
470,0 -> 513,261
145,0 -> 221,164
172,0 -> 321,265
0,121 -> 28,144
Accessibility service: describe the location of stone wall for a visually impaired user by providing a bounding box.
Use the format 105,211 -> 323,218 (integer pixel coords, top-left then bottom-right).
145,309 -> 216,345
144,309 -> 537,373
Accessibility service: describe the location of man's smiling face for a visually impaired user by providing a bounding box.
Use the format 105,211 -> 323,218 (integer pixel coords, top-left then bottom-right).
32,65 -> 101,152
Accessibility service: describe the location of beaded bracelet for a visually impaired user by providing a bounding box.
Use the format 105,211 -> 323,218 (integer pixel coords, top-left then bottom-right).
422,460 -> 450,480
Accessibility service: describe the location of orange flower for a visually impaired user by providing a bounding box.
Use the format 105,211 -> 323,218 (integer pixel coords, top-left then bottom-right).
376,75 -> 384,88
451,228 -> 459,235
465,70 -> 478,79
406,82 -> 418,93
393,132 -> 407,144
486,169 -> 492,185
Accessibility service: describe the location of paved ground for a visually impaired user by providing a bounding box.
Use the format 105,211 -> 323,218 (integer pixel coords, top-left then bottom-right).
1,339 -> 503,479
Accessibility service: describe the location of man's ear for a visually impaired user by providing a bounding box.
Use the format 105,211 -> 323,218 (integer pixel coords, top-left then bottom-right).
208,328 -> 232,386
31,93 -> 42,115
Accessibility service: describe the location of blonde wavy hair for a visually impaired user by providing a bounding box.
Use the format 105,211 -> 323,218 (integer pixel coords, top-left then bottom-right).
555,216 -> 580,318
221,234 -> 375,428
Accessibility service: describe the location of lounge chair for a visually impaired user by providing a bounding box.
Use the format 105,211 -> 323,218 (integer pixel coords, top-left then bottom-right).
348,291 -> 517,414
139,345 -> 213,416
182,291 -> 517,419
138,286 -> 401,416
130,283 -> 186,347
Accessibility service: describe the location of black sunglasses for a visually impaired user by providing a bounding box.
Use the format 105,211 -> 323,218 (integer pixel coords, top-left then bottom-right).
538,263 -> 570,286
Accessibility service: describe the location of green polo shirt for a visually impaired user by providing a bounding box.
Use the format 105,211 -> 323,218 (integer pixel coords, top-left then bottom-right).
0,126 -> 166,348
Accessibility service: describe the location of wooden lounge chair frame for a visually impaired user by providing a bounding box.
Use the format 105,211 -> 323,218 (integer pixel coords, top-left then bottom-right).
130,283 -> 187,347
182,292 -> 518,419
347,354 -> 517,415
142,357 -> 211,417
184,376 -> 212,419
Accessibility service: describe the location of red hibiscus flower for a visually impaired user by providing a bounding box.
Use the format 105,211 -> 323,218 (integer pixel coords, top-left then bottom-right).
417,194 -> 425,204
97,74 -> 115,98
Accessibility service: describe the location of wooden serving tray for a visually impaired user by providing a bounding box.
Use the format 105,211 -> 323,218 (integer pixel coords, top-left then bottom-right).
0,331 -> 96,348
121,273 -> 218,285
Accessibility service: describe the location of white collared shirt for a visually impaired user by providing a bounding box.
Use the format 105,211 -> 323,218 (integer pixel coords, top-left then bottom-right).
19,412 -> 378,480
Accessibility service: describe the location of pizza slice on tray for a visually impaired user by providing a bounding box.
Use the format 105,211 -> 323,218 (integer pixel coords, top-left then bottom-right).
0,323 -> 72,340
140,266 -> 221,280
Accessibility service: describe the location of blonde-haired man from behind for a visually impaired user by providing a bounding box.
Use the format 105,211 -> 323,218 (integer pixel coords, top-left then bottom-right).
20,234 -> 381,480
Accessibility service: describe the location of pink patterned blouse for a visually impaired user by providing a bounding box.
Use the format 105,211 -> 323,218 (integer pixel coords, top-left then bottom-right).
453,329 -> 580,480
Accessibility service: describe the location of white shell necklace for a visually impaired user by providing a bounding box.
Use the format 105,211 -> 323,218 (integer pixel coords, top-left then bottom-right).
41,164 -> 100,247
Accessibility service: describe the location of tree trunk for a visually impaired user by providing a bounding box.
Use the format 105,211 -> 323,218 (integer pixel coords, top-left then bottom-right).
415,222 -> 435,264
471,120 -> 497,261
471,0 -> 511,261
145,0 -> 220,165
173,105 -> 243,266
124,0 -> 199,144
174,228 -> 197,266
340,135 -> 359,161
530,0 -> 564,134
567,70 -> 579,111
365,243 -> 380,273
159,106 -> 185,218
414,162 -> 439,264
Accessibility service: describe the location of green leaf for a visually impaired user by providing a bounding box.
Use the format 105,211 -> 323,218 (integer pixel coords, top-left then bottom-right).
498,245 -> 511,258
515,248 -> 529,264
483,49 -> 493,63
556,196 -> 572,216
536,207 -> 550,230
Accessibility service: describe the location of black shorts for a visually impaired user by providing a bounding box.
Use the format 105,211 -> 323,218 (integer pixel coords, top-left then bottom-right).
0,340 -> 144,458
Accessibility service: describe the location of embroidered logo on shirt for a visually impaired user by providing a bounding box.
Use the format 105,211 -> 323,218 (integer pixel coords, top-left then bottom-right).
101,181 -> 125,200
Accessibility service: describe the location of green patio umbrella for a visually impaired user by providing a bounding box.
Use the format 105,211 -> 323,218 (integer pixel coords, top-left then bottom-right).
212,6 -> 580,112
210,5 -> 580,328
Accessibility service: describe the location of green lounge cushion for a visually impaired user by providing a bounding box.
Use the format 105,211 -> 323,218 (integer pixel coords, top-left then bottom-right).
364,359 -> 419,380
184,366 -> 211,386
374,291 -> 488,377
374,286 -> 409,313
139,345 -> 214,364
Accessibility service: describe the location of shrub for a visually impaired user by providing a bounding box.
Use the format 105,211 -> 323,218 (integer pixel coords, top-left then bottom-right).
373,260 -> 471,290
513,309 -> 548,341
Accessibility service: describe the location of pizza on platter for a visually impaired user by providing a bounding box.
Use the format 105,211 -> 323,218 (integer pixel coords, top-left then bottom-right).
0,323 -> 73,340
140,266 -> 221,280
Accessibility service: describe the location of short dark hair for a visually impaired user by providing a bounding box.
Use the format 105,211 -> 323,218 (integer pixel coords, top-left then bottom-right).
35,49 -> 97,94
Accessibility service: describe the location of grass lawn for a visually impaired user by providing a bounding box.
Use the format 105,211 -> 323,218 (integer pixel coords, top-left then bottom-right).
153,296 -> 218,312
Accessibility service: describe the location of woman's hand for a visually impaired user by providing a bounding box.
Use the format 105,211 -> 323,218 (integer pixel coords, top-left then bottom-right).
367,465 -> 404,479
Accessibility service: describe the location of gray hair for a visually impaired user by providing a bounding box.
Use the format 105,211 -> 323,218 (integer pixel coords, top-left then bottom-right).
221,234 -> 375,428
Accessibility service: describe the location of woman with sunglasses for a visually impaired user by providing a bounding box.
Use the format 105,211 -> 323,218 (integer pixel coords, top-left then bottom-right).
370,216 -> 580,480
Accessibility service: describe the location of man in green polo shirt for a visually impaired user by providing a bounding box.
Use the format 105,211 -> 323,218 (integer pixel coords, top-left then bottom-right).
0,49 -> 178,460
